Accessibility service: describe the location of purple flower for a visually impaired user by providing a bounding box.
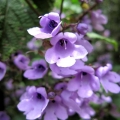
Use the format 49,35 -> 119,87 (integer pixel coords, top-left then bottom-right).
24,59 -> 48,80
77,23 -> 88,35
27,12 -> 61,39
44,95 -> 68,120
96,63 -> 120,93
13,54 -> 30,70
45,32 -> 88,67
27,37 -> 42,50
50,60 -> 84,76
76,33 -> 93,53
17,86 -> 49,120
67,66 -> 100,98
91,10 -> 108,31
0,111 -> 10,120
55,82 -> 95,119
0,62 -> 6,81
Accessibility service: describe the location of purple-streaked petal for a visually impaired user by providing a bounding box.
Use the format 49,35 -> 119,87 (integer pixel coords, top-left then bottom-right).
50,33 -> 64,45
77,76 -> 93,98
64,32 -> 77,43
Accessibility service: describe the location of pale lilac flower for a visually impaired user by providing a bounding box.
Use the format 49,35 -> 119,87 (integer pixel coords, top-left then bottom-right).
27,37 -> 42,50
55,82 -> 94,119
13,54 -> 30,70
76,33 -> 93,53
5,79 -> 13,90
0,111 -> 10,120
24,59 -> 48,80
45,32 -> 88,67
50,60 -> 84,76
27,12 -> 61,39
0,62 -> 6,81
96,63 -> 120,93
17,86 -> 49,120
67,66 -> 100,98
44,95 -> 68,120
77,23 -> 88,35
89,94 -> 112,104
91,10 -> 108,31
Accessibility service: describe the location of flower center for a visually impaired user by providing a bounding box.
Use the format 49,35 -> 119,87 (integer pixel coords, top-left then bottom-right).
59,39 -> 68,49
37,93 -> 42,99
52,100 -> 56,103
0,67 -> 4,73
49,20 -> 58,29
37,64 -> 45,71
82,72 -> 87,76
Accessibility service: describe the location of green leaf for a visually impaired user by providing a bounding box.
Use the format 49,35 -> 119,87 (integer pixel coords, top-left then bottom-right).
32,0 -> 55,14
87,32 -> 118,51
0,0 -> 39,60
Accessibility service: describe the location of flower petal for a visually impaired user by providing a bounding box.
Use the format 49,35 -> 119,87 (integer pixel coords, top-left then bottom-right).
57,56 -> 75,67
77,76 -> 93,98
71,45 -> 88,59
55,105 -> 68,120
45,48 -> 58,64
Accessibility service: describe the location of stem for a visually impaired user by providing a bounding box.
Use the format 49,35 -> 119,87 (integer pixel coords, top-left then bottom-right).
25,0 -> 40,16
77,2 -> 98,21
59,0 -> 64,20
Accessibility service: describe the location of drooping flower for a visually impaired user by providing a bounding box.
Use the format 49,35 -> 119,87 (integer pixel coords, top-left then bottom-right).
96,63 -> 120,93
13,54 -> 30,70
67,66 -> 100,98
76,33 -> 93,53
77,23 -> 88,35
27,37 -> 42,50
55,82 -> 95,119
0,62 -> 6,81
45,32 -> 88,67
24,59 -> 48,80
44,94 -> 68,120
17,86 -> 49,120
90,10 -> 108,31
27,12 -> 61,39
50,60 -> 84,76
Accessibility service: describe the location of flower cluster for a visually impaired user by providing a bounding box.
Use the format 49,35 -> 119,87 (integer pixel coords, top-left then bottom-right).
11,11 -> 120,120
